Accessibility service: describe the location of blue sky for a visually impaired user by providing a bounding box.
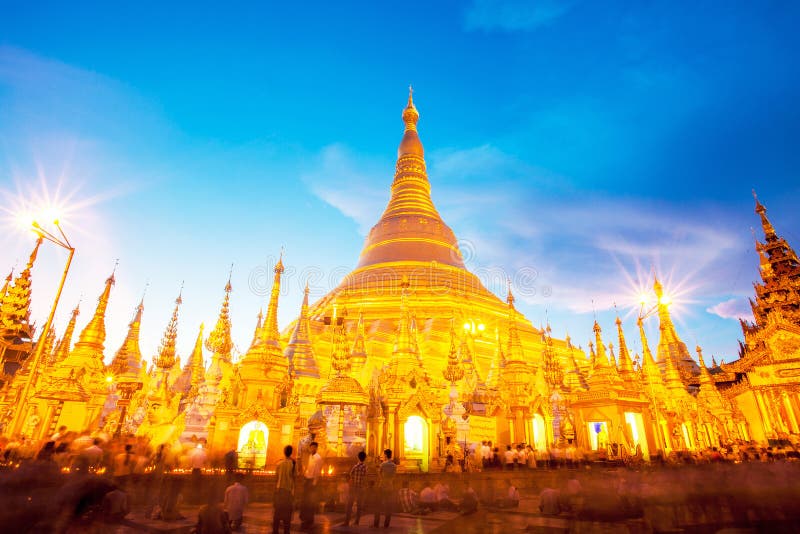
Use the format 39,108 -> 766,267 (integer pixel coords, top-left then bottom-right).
1,0 -> 799,365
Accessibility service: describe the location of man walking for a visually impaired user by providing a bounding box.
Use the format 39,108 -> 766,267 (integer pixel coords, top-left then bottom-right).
273,445 -> 295,534
374,449 -> 397,528
344,451 -> 367,526
300,442 -> 323,531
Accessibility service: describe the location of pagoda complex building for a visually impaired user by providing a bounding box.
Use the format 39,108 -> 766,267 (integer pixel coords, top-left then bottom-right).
0,92 -> 798,469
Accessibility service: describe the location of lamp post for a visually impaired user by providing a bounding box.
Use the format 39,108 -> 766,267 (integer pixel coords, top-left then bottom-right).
7,220 -> 74,438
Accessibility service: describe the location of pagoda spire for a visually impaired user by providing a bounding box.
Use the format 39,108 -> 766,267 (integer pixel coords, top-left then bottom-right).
285,281 -> 319,378
356,89 -> 464,269
0,269 -> 12,301
638,317 -> 663,387
392,276 -> 416,359
188,324 -> 205,393
110,299 -> 144,379
506,285 -> 525,363
69,268 -> 115,373
615,316 -> 635,375
155,291 -> 181,372
653,275 -> 695,374
350,310 -> 368,370
442,318 -> 464,385
53,304 -> 79,363
695,345 -> 714,387
205,276 -> 233,362
0,237 -> 42,340
745,192 -> 800,330
592,321 -> 611,370
485,326 -> 505,389
753,190 -> 777,240
250,309 -> 263,347
260,256 -> 285,366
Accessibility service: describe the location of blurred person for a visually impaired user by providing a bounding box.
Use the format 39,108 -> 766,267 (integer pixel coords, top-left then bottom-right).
82,438 -> 104,470
434,481 -> 457,511
539,486 -> 560,515
335,475 -> 350,512
50,425 -> 68,442
398,480 -> 421,513
459,481 -> 479,515
196,491 -> 231,534
420,484 -> 436,510
344,450 -> 367,526
504,445 -> 516,470
299,441 -> 322,530
374,448 -> 397,528
101,484 -> 130,523
273,445 -> 295,534
224,473 -> 249,531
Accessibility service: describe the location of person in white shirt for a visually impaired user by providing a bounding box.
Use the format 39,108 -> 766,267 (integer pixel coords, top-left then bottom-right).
300,442 -> 323,529
504,445 -> 516,470
224,474 -> 249,531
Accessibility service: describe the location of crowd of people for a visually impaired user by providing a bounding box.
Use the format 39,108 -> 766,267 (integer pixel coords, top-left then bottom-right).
2,428 -> 800,532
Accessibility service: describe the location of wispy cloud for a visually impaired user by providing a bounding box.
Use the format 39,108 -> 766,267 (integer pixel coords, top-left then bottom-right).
707,297 -> 753,322
299,144 -> 388,234
463,0 -> 577,32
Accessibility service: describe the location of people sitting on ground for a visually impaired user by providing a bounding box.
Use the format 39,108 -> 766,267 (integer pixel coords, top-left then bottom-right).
398,480 -> 424,514
539,487 -> 561,516
497,480 -> 520,509
433,482 -> 458,511
101,485 -> 130,523
419,484 -> 437,511
196,493 -> 232,534
459,482 -> 479,515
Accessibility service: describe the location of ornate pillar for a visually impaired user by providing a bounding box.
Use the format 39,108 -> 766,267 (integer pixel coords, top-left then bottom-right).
782,392 -> 799,434
397,416 -> 406,461
753,390 -> 773,437
508,416 -> 516,444
375,415 -> 385,455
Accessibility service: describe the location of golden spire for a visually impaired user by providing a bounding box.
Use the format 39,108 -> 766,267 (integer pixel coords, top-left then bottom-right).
260,256 -> 285,366
506,285 -> 525,362
155,291 -> 182,371
615,316 -> 635,374
350,309 -> 368,370
110,299 -> 144,380
53,304 -> 79,363
0,269 -> 12,301
356,90 -> 464,269
392,276 -> 416,359
753,189 -> 777,240
442,318 -> 464,384
485,326 -> 505,389
696,345 -> 714,386
205,276 -> 233,361
285,281 -> 319,378
188,323 -> 205,392
70,268 -> 115,369
592,321 -> 611,370
0,236 -> 42,334
663,341 -> 684,391
250,309 -> 263,347
653,275 -> 692,370
637,317 -> 662,386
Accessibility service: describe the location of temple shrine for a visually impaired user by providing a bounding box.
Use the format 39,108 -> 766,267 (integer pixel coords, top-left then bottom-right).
1,92 -> 799,470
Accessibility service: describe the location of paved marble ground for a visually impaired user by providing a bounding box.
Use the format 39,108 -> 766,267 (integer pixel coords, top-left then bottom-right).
116,496 -> 648,534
